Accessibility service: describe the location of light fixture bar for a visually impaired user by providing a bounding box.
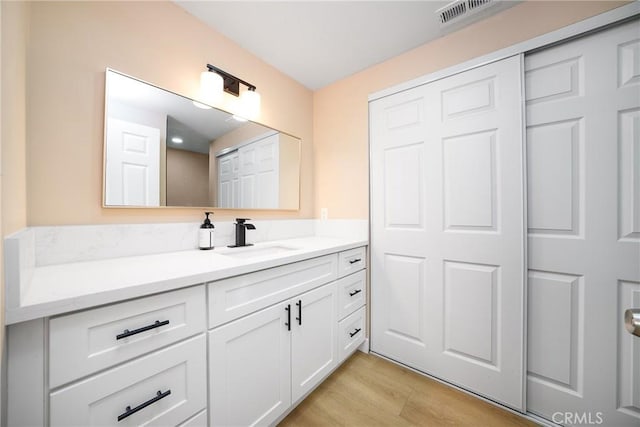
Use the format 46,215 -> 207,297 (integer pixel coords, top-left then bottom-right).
206,64 -> 257,96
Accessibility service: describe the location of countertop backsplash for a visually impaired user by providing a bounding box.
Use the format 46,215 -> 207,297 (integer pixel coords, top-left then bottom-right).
5,219 -> 368,267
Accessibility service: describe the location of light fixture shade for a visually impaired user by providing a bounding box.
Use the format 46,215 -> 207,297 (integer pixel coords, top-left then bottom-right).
240,89 -> 261,120
198,71 -> 223,106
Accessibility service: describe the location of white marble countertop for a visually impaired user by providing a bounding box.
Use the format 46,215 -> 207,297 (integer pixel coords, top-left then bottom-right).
7,236 -> 367,324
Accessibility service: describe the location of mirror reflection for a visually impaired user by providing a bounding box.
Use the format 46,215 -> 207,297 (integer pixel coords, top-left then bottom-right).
103,69 -> 301,209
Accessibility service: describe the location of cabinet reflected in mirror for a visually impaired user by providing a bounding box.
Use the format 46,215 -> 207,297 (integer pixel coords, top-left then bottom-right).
103,69 -> 301,209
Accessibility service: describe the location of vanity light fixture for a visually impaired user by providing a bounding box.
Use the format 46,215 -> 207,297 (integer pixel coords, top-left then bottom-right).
200,64 -> 261,120
171,137 -> 183,144
196,69 -> 223,108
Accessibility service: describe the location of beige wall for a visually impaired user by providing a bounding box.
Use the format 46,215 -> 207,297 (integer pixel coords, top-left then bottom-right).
1,0 -> 31,406
279,134 -> 301,210
166,148 -> 209,207
26,1 -> 313,225
2,1 -> 29,236
211,122 -> 272,156
313,1 -> 627,219
19,1 -> 626,224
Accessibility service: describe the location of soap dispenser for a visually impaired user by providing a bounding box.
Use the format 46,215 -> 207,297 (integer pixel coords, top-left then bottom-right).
199,212 -> 215,250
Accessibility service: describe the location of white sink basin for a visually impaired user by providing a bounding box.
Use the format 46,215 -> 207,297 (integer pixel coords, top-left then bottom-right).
219,245 -> 298,259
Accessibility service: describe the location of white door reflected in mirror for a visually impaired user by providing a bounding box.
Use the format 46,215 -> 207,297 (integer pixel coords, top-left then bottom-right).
105,118 -> 160,206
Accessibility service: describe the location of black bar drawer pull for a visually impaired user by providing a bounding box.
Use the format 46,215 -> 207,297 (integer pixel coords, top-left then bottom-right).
296,300 -> 302,325
349,289 -> 362,297
117,389 -> 171,422
349,258 -> 361,264
285,304 -> 291,331
116,320 -> 170,340
349,328 -> 362,338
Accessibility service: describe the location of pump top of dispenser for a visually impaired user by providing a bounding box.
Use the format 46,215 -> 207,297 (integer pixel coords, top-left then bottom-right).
201,212 -> 215,229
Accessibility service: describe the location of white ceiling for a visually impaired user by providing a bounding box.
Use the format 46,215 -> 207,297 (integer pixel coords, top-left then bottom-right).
175,1 -> 518,90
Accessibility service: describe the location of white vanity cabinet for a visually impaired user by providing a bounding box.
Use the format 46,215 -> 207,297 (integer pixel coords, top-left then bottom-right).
208,247 -> 367,427
208,254 -> 340,426
209,282 -> 337,426
6,243 -> 368,427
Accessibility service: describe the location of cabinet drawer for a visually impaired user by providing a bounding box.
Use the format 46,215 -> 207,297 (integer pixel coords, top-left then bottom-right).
338,246 -> 366,278
49,285 -> 206,388
338,306 -> 366,363
50,334 -> 206,427
208,254 -> 338,328
337,270 -> 366,320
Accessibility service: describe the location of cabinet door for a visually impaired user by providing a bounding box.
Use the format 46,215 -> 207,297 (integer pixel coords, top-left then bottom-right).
291,282 -> 338,403
209,301 -> 291,427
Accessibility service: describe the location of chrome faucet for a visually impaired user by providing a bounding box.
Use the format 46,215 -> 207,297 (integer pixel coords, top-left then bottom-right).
229,218 -> 256,248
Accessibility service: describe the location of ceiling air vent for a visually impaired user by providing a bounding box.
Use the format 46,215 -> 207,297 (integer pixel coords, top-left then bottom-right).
438,0 -> 500,27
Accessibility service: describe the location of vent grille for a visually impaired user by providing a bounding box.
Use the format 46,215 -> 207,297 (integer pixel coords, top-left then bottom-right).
439,1 -> 467,24
438,0 -> 498,26
468,0 -> 493,11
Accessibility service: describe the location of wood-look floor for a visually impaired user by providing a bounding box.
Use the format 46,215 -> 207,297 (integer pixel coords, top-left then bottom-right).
279,351 -> 537,427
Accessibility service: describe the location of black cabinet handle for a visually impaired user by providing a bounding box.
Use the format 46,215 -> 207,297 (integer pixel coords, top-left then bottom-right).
296,300 -> 302,325
349,258 -> 361,264
117,389 -> 171,422
349,289 -> 362,297
285,304 -> 291,331
349,328 -> 362,338
116,320 -> 170,340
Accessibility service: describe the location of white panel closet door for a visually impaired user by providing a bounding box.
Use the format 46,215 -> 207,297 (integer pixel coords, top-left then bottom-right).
525,19 -> 640,426
370,55 -> 525,410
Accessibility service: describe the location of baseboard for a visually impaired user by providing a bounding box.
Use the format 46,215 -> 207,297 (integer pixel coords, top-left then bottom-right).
357,338 -> 370,353
525,412 -> 559,427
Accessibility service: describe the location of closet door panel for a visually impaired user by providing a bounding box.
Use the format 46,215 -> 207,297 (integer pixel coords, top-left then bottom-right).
526,19 -> 640,427
443,130 -> 497,230
371,55 -> 525,410
370,88 -> 430,371
422,55 -> 525,411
